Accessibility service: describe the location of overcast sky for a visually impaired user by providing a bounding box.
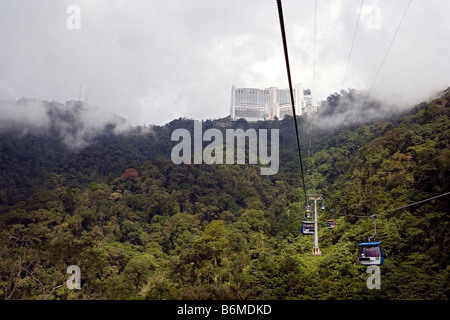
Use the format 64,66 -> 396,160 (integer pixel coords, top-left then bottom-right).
0,0 -> 449,126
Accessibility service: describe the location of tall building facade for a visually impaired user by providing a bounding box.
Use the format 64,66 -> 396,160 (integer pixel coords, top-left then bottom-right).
230,85 -> 318,121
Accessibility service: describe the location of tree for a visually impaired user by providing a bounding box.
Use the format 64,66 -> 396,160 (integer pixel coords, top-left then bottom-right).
120,253 -> 158,293
121,168 -> 139,180
194,220 -> 228,268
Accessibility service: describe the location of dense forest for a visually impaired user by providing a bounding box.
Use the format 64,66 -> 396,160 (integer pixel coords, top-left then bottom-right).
0,89 -> 449,300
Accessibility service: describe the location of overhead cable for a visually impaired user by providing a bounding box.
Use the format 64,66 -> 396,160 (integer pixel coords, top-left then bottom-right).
356,0 -> 413,121
327,191 -> 450,219
276,0 -> 308,203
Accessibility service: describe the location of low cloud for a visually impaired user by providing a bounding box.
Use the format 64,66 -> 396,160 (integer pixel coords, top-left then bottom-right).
0,98 -> 131,150
0,1 -> 449,126
310,88 -> 418,131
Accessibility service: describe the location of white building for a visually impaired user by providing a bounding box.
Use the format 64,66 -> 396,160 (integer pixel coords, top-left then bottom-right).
230,84 -> 318,121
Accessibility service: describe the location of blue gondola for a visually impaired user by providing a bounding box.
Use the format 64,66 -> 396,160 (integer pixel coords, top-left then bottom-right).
301,221 -> 314,235
327,219 -> 336,229
357,241 -> 384,266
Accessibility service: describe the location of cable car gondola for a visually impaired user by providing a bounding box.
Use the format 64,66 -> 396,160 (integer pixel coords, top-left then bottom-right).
305,205 -> 313,219
301,221 -> 314,235
305,205 -> 312,213
357,241 -> 384,266
326,219 -> 336,229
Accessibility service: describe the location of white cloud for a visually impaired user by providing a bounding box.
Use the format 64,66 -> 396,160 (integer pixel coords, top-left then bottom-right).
0,0 -> 449,125
361,0 -> 382,30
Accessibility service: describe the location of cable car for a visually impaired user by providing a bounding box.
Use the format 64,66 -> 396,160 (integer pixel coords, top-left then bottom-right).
305,205 -> 313,219
357,241 -> 384,266
320,203 -> 326,210
327,219 -> 336,229
301,221 -> 314,235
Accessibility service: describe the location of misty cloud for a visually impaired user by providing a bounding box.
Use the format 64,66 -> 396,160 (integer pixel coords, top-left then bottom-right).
310,89 -> 406,131
0,98 -> 130,150
0,0 -> 449,125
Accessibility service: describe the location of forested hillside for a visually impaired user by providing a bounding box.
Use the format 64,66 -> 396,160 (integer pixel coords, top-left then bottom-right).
0,91 -> 449,300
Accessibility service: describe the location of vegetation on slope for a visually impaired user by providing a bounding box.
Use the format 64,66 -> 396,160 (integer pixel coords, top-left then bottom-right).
0,91 -> 448,300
